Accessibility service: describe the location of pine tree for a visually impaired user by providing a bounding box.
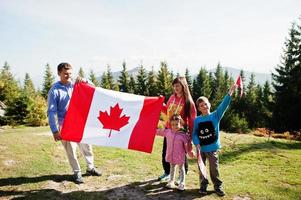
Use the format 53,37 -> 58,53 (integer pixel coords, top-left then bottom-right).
185,68 -> 193,93
78,67 -> 85,78
223,70 -> 232,93
254,84 -> 265,127
128,75 -> 136,94
101,65 -> 114,90
41,63 -> 55,100
211,63 -> 225,107
147,67 -> 158,96
246,73 -> 257,102
192,67 -> 211,101
100,72 -> 109,89
263,81 -> 273,111
113,82 -> 119,91
245,73 -> 258,128
0,62 -> 21,125
157,61 -> 172,99
106,65 -> 114,90
272,21 -> 301,131
118,61 -> 130,92
23,73 -> 35,97
88,70 -> 100,86
0,62 -> 20,105
136,65 -> 148,95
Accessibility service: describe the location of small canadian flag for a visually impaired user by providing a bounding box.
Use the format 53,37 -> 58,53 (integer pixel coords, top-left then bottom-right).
236,75 -> 243,97
61,82 -> 164,153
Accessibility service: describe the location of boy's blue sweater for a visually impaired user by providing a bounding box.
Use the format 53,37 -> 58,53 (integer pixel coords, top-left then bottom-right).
192,94 -> 231,152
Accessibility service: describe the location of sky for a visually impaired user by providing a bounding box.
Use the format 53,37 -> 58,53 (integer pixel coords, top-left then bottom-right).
0,0 -> 300,87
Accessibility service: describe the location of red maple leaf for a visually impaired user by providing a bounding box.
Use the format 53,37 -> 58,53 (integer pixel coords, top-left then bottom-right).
97,103 -> 130,137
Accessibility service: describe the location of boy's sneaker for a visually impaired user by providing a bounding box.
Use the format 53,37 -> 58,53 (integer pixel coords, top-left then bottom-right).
199,187 -> 207,195
86,168 -> 102,176
158,173 -> 170,181
166,182 -> 175,189
73,172 -> 84,184
177,183 -> 185,191
215,188 -> 225,196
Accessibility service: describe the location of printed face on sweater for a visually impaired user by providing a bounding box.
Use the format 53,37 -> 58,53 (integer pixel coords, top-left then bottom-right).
197,121 -> 217,145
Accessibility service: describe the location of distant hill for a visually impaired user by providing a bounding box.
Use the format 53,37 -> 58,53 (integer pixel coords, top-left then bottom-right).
209,67 -> 272,85
103,66 -> 272,86
111,67 -> 141,80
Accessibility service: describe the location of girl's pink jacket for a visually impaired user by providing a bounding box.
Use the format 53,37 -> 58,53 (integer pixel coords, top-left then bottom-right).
157,129 -> 192,165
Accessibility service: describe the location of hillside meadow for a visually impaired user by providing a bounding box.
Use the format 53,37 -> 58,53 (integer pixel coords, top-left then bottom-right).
0,126 -> 300,200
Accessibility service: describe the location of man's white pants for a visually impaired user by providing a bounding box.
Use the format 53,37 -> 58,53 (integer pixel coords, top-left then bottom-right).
61,140 -> 94,173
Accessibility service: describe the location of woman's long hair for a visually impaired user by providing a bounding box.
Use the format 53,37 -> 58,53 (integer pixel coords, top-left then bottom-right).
172,77 -> 194,120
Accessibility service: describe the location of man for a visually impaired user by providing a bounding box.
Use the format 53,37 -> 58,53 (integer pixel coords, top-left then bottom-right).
47,62 -> 101,184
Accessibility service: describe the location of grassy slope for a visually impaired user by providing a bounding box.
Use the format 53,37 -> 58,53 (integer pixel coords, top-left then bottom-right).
0,126 -> 300,200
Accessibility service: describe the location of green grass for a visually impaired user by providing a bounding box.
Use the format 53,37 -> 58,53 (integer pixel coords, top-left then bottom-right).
0,126 -> 300,199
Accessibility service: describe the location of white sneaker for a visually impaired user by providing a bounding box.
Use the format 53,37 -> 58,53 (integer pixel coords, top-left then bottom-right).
166,182 -> 175,189
177,183 -> 185,191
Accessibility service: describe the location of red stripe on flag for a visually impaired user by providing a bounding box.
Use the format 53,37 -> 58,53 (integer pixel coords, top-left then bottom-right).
61,82 -> 95,142
236,75 -> 243,97
128,96 -> 164,153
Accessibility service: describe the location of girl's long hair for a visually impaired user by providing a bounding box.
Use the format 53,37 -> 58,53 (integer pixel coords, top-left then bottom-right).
172,76 -> 194,120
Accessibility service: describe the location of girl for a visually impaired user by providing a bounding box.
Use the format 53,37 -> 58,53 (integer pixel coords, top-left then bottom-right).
158,77 -> 197,181
157,114 -> 193,191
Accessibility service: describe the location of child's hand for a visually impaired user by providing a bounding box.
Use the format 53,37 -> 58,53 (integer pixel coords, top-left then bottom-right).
188,150 -> 196,158
196,144 -> 201,152
229,84 -> 237,96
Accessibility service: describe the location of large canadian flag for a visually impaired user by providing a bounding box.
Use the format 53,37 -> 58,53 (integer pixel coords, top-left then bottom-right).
61,82 -> 164,153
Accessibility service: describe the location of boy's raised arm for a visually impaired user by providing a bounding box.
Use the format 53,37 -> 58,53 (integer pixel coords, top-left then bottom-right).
216,84 -> 237,120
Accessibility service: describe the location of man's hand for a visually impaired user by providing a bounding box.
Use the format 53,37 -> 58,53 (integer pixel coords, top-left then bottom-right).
53,131 -> 61,142
75,76 -> 88,83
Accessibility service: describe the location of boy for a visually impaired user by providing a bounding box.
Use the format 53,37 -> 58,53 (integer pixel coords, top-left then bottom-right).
192,84 -> 236,196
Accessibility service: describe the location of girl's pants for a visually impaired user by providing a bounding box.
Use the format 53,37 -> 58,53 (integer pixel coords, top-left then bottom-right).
169,164 -> 185,185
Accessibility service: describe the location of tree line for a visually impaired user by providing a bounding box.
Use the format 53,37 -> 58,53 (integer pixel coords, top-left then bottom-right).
0,18 -> 300,133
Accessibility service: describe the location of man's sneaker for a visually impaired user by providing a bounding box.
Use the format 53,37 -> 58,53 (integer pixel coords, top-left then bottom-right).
177,183 -> 185,191
199,187 -> 207,195
86,168 -> 102,176
215,188 -> 225,196
166,181 -> 175,189
158,173 -> 170,181
73,172 -> 84,184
